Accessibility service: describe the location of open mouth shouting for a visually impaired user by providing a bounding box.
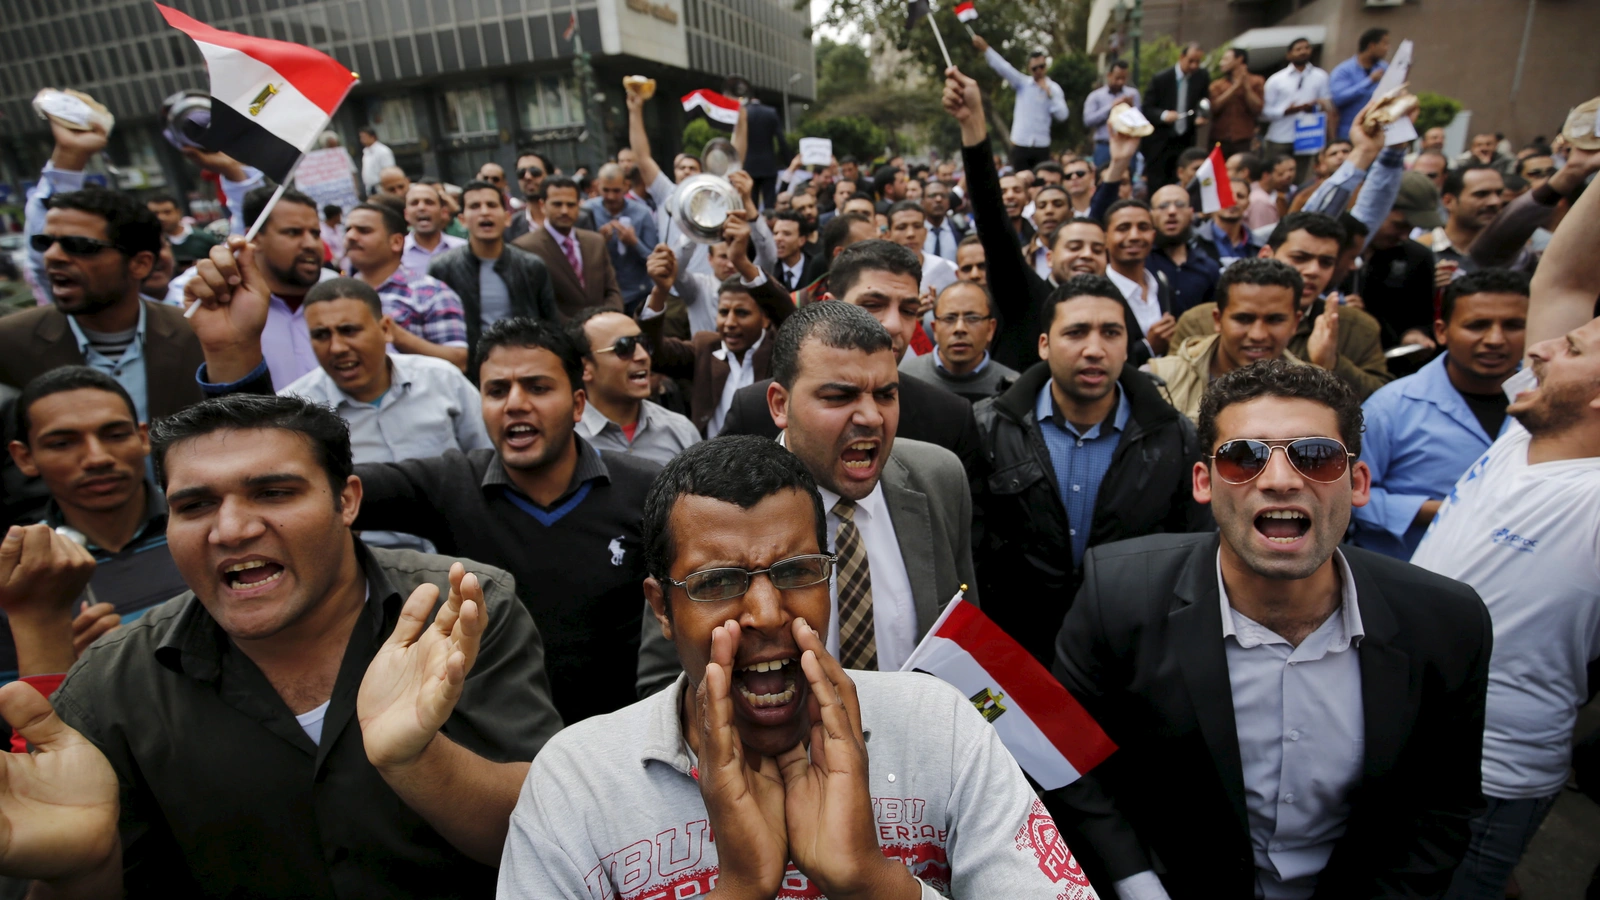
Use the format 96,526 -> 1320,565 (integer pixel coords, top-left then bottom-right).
625,365 -> 651,392
329,355 -> 364,383
502,421 -> 540,452
46,269 -> 83,301
1254,508 -> 1311,547
839,439 -> 881,482
731,656 -> 804,724
220,557 -> 286,595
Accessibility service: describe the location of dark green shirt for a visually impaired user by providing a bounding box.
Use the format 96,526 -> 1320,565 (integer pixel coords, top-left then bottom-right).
51,542 -> 562,898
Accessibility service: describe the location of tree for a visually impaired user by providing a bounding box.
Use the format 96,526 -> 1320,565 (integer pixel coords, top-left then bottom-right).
1415,91 -> 1463,134
798,116 -> 888,162
1048,53 -> 1100,152
681,118 -> 720,158
816,38 -> 872,99
1136,36 -> 1184,96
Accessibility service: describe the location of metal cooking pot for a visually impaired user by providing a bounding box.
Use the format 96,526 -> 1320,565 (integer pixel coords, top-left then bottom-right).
668,173 -> 741,244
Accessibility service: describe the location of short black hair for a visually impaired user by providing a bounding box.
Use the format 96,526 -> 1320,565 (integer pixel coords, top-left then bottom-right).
1035,161 -> 1063,178
350,201 -> 407,237
1515,154 -> 1552,176
827,239 -> 921,299
1236,153 -> 1266,182
935,279 -> 994,317
1033,184 -> 1071,206
642,435 -> 826,585
1196,359 -> 1363,457
1101,198 -> 1152,228
1260,152 -> 1293,178
1337,212 -> 1369,250
542,175 -> 580,199
358,126 -> 378,138
46,187 -> 163,259
1178,147 -> 1209,169
1267,211 -> 1346,251
771,300 -> 894,389
1227,46 -> 1249,65
322,204 -> 342,220
150,394 -> 354,497
820,212 -> 873,262
460,179 -> 506,209
716,276 -> 762,304
872,165 -> 901,197
886,199 -> 925,222
772,209 -> 813,236
17,365 -> 139,441
244,185 -> 319,232
475,317 -> 585,391
1214,258 -> 1303,312
1358,28 -> 1389,52
305,276 -> 385,321
1287,37 -> 1311,52
147,193 -> 180,209
1441,268 -> 1530,324
1040,273 -> 1126,334
1443,163 -> 1501,199
1044,217 -> 1104,254
1108,59 -> 1130,72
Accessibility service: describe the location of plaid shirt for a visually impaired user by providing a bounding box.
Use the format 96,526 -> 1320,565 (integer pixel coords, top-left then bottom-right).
375,267 -> 469,348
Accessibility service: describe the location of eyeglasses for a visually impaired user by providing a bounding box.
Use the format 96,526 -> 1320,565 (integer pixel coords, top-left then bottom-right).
1154,199 -> 1191,211
594,334 -> 651,358
1210,437 -> 1354,485
1521,167 -> 1554,179
1030,65 -> 1047,73
958,262 -> 988,273
30,233 -> 118,256
935,312 -> 992,326
664,553 -> 836,602
517,166 -> 545,179
1063,170 -> 1091,180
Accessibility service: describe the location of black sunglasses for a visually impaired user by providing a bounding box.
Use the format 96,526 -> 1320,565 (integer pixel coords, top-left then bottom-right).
31,233 -> 119,256
517,166 -> 545,179
594,333 -> 651,358
1210,437 -> 1354,485
664,553 -> 836,602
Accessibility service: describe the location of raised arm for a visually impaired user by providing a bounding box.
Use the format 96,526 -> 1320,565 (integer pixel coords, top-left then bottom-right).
1526,148 -> 1600,348
978,38 -> 1030,92
1470,152 -> 1600,270
625,89 -> 664,188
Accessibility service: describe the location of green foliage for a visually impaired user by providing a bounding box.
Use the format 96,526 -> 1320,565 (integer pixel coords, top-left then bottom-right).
1415,91 -> 1463,134
799,116 -> 889,162
1048,54 -> 1100,152
680,118 -> 719,159
816,38 -> 872,99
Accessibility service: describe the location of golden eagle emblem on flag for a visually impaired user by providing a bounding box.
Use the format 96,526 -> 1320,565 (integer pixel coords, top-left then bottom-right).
248,84 -> 280,117
969,687 -> 1007,723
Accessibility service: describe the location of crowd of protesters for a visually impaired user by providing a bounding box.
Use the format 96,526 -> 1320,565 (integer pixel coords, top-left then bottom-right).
0,26 -> 1596,900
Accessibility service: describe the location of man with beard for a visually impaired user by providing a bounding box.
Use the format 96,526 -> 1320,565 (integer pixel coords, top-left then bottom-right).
506,150 -> 555,241
400,183 -> 466,279
1429,165 -> 1506,274
1410,177 -> 1600,900
769,301 -> 976,670
182,256 -> 660,724
1196,182 -> 1261,266
1052,360 -> 1491,899
1353,270 -> 1527,559
1145,184 -> 1220,317
499,435 -> 1096,898
343,201 -> 469,370
974,274 -> 1204,663
0,187 -> 204,421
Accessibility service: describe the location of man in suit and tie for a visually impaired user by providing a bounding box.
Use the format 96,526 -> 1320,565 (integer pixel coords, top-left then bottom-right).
718,240 -> 983,479
511,175 -> 624,317
1141,43 -> 1211,190
1051,359 -> 1491,899
769,211 -> 824,293
770,300 -> 977,671
738,95 -> 788,210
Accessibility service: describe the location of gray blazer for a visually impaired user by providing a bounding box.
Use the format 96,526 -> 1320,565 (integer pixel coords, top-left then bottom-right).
636,437 -> 979,697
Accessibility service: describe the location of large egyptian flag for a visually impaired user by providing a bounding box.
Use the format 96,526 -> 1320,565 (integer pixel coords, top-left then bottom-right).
901,595 -> 1117,790
681,89 -> 740,128
156,4 -> 359,183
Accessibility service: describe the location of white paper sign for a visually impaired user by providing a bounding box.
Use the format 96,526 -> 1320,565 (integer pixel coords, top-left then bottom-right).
1372,39 -> 1418,146
293,148 -> 362,218
798,137 -> 833,167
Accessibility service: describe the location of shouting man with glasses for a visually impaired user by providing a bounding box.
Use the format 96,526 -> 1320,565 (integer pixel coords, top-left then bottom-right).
1145,184 -> 1221,318
1050,359 -> 1492,899
900,281 -> 1018,402
499,435 -> 1097,898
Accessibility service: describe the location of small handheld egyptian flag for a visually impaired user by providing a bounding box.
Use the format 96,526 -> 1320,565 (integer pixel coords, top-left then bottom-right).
1192,144 -> 1236,214
955,0 -> 979,22
906,0 -> 931,29
155,4 -> 358,184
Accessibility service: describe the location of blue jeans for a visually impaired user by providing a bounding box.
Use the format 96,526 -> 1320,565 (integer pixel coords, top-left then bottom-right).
1093,141 -> 1111,168
1444,792 -> 1561,900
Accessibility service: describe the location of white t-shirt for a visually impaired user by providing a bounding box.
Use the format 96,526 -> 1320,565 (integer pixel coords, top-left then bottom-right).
295,700 -> 331,745
1411,421 -> 1600,799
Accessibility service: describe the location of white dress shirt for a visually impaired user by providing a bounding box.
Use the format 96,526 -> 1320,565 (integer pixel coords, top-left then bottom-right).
1262,64 -> 1332,145
707,329 -> 767,438
1106,265 -> 1164,335
779,256 -> 807,291
361,140 -> 395,191
984,47 -> 1070,148
819,481 -> 918,672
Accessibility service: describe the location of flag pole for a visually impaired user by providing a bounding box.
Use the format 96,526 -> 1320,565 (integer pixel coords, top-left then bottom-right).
184,147 -> 306,319
962,22 -> 976,39
928,8 -> 953,69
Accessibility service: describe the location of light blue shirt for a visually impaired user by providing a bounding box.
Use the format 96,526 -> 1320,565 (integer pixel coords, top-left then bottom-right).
985,47 -> 1070,148
1035,381 -> 1130,565
1328,57 -> 1386,142
66,302 -> 148,423
1223,550 -> 1365,900
1301,146 -> 1406,253
478,257 -> 512,328
582,196 -> 660,304
1082,84 -> 1141,143
1353,353 -> 1510,558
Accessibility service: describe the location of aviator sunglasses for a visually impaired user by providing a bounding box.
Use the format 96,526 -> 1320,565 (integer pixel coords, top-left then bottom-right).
1210,437 -> 1354,485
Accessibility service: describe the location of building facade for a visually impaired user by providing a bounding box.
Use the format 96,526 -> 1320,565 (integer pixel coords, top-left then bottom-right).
0,0 -> 813,208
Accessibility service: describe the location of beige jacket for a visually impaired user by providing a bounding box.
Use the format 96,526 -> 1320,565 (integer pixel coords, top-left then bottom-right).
1145,334 -> 1307,422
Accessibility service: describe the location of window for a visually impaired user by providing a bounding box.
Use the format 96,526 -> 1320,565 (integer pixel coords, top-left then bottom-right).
373,97 -> 420,143
443,86 -> 498,136
519,73 -> 579,129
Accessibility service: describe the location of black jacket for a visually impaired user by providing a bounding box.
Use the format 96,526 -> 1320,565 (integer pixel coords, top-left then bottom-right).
720,372 -> 984,481
742,101 -> 787,178
428,243 -> 561,378
1050,532 -> 1492,899
1140,65 -> 1209,156
972,362 -> 1207,663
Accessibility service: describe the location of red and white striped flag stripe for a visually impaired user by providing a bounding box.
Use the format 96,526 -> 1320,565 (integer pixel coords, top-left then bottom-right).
955,1 -> 979,22
156,4 -> 358,184
681,89 -> 741,127
902,596 -> 1116,790
1194,145 -> 1235,214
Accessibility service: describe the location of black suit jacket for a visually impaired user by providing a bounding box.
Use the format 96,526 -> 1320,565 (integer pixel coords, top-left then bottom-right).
768,252 -> 826,294
1141,67 -> 1210,156
742,101 -> 787,178
1050,533 -> 1491,899
719,371 -> 983,480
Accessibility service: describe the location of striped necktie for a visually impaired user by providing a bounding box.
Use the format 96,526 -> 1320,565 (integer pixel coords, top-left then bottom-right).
832,499 -> 877,670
